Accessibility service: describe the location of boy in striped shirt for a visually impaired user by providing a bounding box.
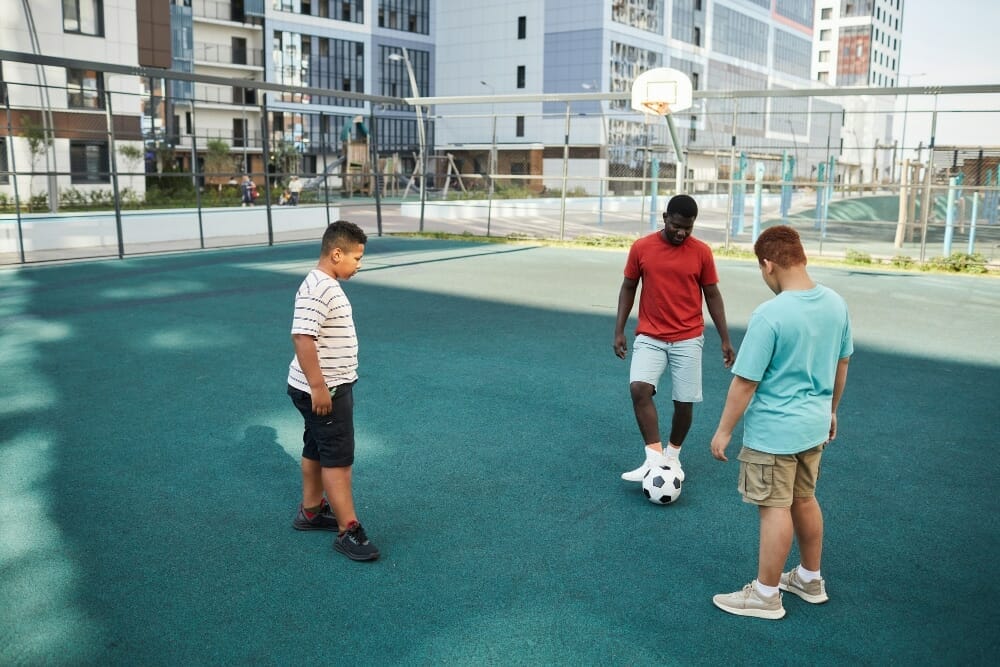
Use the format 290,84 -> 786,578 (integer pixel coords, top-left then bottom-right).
287,220 -> 379,561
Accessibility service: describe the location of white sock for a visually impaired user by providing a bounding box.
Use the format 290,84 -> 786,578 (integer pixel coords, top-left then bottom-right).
662,444 -> 680,461
755,580 -> 780,598
796,565 -> 821,582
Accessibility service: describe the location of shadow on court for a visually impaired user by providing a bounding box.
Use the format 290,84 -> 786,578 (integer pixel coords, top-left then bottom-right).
0,237 -> 997,665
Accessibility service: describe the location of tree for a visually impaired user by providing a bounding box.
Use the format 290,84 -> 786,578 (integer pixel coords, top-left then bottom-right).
270,139 -> 301,186
22,115 -> 52,210
118,143 -> 145,192
203,139 -> 235,192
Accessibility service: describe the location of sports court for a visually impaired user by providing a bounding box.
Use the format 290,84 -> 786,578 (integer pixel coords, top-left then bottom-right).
1,235 -> 998,664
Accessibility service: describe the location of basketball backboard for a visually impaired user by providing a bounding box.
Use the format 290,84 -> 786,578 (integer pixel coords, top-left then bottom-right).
630,68 -> 694,116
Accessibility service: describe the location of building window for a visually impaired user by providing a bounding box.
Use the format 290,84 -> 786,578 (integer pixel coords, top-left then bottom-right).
516,65 -> 525,89
818,50 -> 830,62
820,29 -> 831,40
516,115 -> 524,137
517,16 -> 526,39
377,0 -> 429,34
821,7 -> 832,19
67,68 -> 105,109
232,37 -> 247,65
70,140 -> 110,183
63,0 -> 104,36
691,72 -> 699,90
817,71 -> 829,83
693,26 -> 701,46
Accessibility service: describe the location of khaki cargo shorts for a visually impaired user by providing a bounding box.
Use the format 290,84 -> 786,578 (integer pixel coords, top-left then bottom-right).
737,444 -> 825,508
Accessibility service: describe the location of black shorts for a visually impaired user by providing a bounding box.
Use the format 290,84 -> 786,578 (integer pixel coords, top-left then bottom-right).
287,382 -> 356,467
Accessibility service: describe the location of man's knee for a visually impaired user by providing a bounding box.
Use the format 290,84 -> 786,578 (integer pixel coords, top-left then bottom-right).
672,400 -> 693,418
629,381 -> 655,403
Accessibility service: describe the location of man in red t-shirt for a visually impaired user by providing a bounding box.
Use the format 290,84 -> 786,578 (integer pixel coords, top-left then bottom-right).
613,194 -> 735,484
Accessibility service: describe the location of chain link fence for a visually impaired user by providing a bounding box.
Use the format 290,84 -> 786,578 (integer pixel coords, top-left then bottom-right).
2,53 -> 999,268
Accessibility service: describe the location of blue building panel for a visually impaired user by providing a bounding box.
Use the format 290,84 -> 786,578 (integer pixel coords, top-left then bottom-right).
542,28 -> 603,114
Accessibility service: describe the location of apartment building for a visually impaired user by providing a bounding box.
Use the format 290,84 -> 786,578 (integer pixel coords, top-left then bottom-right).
435,0 -> 838,194
813,0 -> 905,185
1,0 -> 147,207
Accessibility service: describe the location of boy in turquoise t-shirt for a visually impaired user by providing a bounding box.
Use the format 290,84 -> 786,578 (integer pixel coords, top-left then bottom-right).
709,225 -> 852,620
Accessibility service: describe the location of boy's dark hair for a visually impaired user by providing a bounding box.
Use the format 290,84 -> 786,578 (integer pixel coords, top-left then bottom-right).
754,225 -> 807,268
322,220 -> 368,255
665,194 -> 698,219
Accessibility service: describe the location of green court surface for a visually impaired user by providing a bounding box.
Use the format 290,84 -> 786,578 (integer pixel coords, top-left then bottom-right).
1,237 -> 998,665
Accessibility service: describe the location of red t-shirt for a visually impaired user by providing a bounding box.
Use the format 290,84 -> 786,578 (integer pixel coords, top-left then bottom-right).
624,232 -> 719,342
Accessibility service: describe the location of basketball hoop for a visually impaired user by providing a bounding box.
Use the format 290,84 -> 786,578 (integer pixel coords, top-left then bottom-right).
641,100 -> 673,116
631,68 -> 693,117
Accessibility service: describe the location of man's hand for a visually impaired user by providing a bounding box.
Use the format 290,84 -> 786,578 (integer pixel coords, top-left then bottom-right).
721,341 -> 736,368
828,413 -> 838,442
613,333 -> 628,359
711,431 -> 731,462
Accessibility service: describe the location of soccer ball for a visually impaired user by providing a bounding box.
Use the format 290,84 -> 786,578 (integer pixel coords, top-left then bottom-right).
642,464 -> 683,505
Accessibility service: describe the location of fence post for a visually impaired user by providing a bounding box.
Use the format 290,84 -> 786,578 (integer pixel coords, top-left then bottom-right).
559,101 -> 570,241
752,161 -> 764,243
968,191 -> 978,255
649,157 -> 659,228
259,95 -> 273,245
894,158 -> 909,248
4,84 -> 26,263
104,90 -> 125,259
189,100 -> 205,249
943,176 -> 957,256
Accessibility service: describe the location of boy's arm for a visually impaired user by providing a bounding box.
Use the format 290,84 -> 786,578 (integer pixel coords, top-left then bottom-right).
710,375 -> 759,461
292,333 -> 333,416
703,284 -> 735,368
829,356 -> 850,441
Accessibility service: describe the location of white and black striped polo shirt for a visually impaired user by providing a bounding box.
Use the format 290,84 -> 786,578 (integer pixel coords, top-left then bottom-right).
287,269 -> 358,392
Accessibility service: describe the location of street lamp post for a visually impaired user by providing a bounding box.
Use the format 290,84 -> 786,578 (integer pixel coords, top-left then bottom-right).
389,49 -> 427,231
899,72 -> 926,163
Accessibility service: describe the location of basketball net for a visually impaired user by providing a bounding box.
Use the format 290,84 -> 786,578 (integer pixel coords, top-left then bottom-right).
641,100 -> 672,116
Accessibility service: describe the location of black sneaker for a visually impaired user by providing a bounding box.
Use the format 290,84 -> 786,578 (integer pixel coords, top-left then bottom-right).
334,521 -> 380,561
292,499 -> 338,531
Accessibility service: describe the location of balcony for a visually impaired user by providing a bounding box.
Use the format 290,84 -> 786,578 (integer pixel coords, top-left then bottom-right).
192,0 -> 260,24
194,42 -> 263,68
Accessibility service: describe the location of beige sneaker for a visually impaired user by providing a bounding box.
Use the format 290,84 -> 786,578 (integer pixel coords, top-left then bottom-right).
712,581 -> 786,619
779,569 -> 829,604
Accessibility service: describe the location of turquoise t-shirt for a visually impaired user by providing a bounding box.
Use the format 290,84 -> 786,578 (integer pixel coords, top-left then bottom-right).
732,284 -> 853,455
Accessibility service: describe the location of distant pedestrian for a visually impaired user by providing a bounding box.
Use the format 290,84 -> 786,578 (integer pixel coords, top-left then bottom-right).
289,175 -> 303,205
241,174 -> 256,207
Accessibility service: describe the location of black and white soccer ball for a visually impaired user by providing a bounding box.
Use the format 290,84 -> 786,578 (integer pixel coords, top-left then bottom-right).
642,464 -> 683,505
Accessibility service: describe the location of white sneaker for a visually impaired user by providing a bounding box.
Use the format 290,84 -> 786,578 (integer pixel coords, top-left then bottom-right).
621,447 -> 664,482
661,455 -> 685,482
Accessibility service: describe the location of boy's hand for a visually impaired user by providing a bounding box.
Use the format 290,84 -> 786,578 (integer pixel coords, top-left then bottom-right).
710,431 -> 731,461
311,390 -> 333,416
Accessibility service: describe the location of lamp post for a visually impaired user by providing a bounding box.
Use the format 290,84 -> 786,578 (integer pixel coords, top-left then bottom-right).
389,48 -> 426,231
899,72 -> 926,163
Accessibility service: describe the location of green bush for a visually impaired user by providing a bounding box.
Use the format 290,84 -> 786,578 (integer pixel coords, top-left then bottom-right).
845,249 -> 873,265
890,255 -> 915,269
28,192 -> 49,212
923,252 -> 987,274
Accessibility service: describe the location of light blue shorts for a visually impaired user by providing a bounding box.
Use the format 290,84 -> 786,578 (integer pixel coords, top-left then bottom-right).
629,334 -> 704,402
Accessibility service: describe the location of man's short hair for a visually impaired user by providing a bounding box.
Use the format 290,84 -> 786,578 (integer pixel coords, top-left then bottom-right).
754,225 -> 807,268
322,220 -> 368,255
665,194 -> 698,219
